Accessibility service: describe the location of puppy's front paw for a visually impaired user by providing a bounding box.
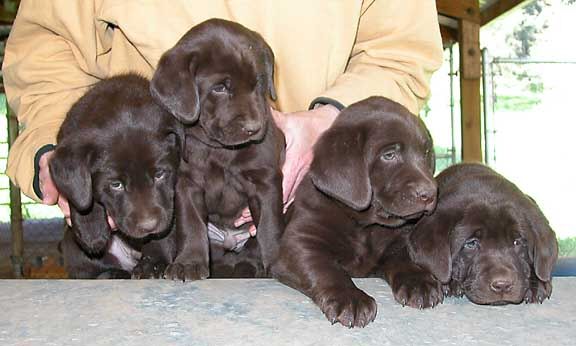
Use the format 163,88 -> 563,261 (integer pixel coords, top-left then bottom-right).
132,256 -> 166,279
164,262 -> 209,281
524,279 -> 552,304
315,287 -> 377,328
392,271 -> 443,309
443,280 -> 464,298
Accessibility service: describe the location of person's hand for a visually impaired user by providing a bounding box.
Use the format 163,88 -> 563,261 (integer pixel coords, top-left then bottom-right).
272,104 -> 340,208
233,104 -> 339,233
39,150 -> 116,229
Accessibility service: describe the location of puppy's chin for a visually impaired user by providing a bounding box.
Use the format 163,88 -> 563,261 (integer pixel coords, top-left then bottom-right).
203,127 -> 266,148
466,293 -> 525,306
375,216 -> 407,228
370,200 -> 424,227
219,133 -> 266,148
462,280 -> 527,306
114,220 -> 172,242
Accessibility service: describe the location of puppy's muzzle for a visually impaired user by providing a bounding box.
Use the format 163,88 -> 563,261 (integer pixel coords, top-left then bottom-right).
416,185 -> 437,214
241,120 -> 262,137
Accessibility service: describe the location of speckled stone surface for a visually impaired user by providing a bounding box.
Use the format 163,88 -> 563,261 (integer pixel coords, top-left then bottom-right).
1,278 -> 574,346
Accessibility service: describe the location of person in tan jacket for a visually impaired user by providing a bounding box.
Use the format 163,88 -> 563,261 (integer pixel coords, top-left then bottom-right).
3,0 -> 443,228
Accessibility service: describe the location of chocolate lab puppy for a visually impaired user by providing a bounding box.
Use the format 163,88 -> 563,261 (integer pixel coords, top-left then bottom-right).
273,96 -> 437,328
407,163 -> 558,306
140,19 -> 284,280
50,74 -> 183,279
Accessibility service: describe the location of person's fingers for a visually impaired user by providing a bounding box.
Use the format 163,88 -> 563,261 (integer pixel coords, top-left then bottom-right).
38,151 -> 59,205
283,197 -> 295,213
282,147 -> 314,206
107,215 -> 117,230
233,207 -> 253,228
234,214 -> 253,228
271,108 -> 286,130
281,157 -> 298,205
56,195 -> 72,226
287,157 -> 311,203
279,105 -> 339,206
249,224 -> 257,237
57,195 -> 70,219
40,179 -> 59,205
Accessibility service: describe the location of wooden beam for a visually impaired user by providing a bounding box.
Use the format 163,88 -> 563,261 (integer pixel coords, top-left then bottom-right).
440,24 -> 458,48
436,0 -> 480,23
459,19 -> 483,162
481,0 -> 527,26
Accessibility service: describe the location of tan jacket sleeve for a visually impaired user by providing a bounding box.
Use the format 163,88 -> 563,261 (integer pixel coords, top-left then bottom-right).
3,0 -> 101,201
317,0 -> 443,115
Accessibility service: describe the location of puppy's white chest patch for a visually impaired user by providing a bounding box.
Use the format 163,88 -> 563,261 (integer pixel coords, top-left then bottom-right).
108,235 -> 142,271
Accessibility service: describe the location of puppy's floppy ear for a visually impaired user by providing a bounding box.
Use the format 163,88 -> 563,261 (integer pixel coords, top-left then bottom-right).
164,117 -> 187,162
49,144 -> 93,211
521,198 -> 558,282
50,144 -> 110,254
70,202 -> 111,255
151,40 -> 200,124
260,41 -> 277,101
308,126 -> 372,211
408,211 -> 455,283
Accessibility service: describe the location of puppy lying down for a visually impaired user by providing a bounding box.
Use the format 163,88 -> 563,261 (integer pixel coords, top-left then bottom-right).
408,163 -> 558,306
50,74 -> 183,279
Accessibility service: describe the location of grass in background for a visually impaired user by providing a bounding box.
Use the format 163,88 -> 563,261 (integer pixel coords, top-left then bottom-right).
558,237 -> 576,258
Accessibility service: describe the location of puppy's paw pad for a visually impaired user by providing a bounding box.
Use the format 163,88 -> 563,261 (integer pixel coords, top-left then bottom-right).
317,288 -> 377,328
164,262 -> 209,281
393,271 -> 443,309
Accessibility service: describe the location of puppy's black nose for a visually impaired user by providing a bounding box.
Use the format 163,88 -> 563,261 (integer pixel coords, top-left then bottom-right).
490,279 -> 513,293
241,120 -> 262,136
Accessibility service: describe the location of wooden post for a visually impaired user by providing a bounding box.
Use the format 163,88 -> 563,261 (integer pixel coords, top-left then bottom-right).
2,0 -> 23,278
459,18 -> 483,162
6,101 -> 24,278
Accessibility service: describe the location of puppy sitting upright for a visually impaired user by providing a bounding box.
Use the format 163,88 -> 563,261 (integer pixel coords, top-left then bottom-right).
273,96 -> 437,328
145,19 -> 284,280
50,74 -> 183,279
408,163 -> 558,306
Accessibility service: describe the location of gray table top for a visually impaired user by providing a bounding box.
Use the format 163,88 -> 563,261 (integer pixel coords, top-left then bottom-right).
1,278 -> 575,346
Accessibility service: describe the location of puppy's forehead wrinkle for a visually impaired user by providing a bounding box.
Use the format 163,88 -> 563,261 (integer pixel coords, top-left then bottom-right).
199,51 -> 258,88
104,131 -> 167,166
458,204 -> 522,241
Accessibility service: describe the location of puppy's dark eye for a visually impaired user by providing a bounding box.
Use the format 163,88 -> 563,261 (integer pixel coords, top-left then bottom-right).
381,150 -> 397,161
463,238 -> 480,250
154,170 -> 166,181
211,81 -> 230,94
110,181 -> 124,191
212,84 -> 227,93
513,238 -> 525,247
